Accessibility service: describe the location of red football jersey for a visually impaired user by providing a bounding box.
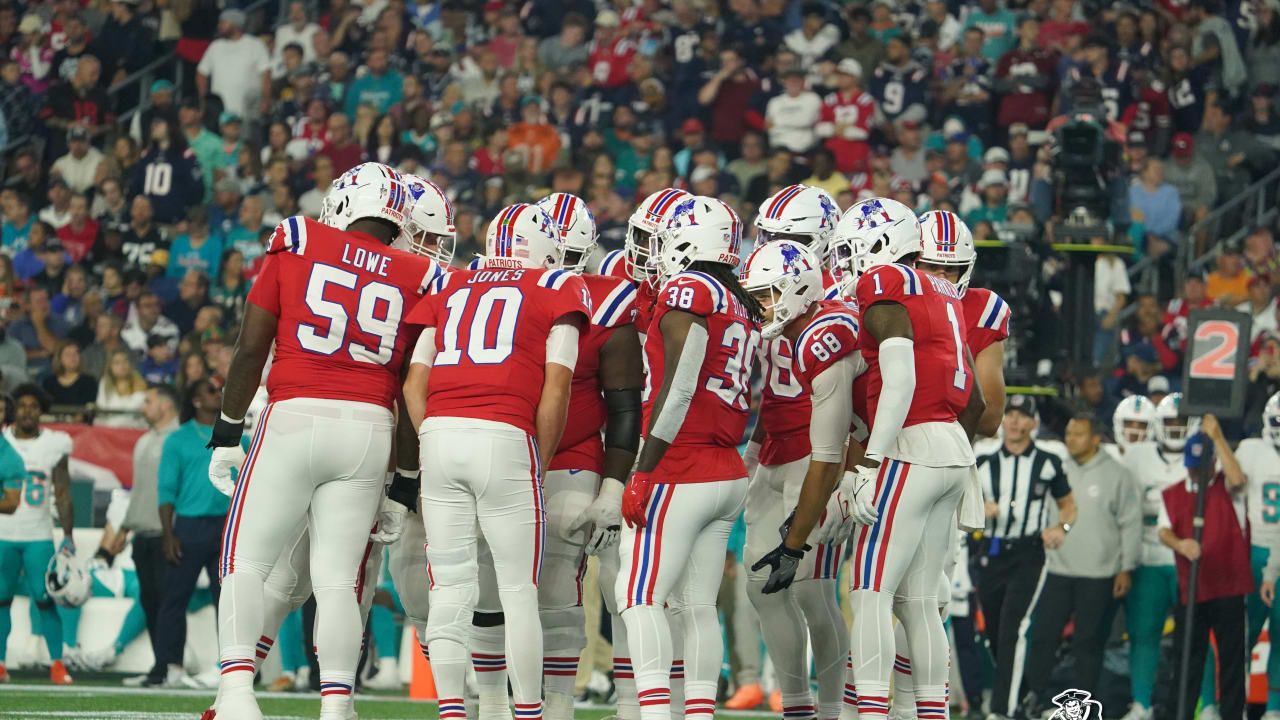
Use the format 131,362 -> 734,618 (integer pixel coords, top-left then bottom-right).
793,300 -> 863,386
757,338 -> 810,467
247,216 -> 444,410
550,273 -> 638,473
961,287 -> 1011,356
854,264 -> 971,429
643,271 -> 761,484
405,266 -> 592,436
599,248 -> 659,335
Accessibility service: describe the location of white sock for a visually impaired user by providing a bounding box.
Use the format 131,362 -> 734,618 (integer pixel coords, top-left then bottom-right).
470,622 -> 511,720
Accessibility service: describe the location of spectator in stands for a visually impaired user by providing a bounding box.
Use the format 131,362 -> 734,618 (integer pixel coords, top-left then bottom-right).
1196,97 -> 1277,204
12,218 -> 49,281
537,12 -> 588,73
79,304 -> 120,375
119,382 -> 180,686
196,9 -> 271,119
344,49 -> 402,119
785,3 -> 840,72
133,117 -> 204,226
40,55 -> 110,159
297,155 -> 334,219
1094,239 -> 1132,366
319,111 -> 363,175
41,340 -> 95,408
1163,133 -> 1217,227
92,178 -> 130,235
95,0 -> 154,86
38,178 -> 71,229
890,120 -> 927,186
1,191 -> 33,254
274,2 -> 319,71
765,68 -> 821,154
51,265 -> 89,330
966,0 -> 1018,60
1237,276 -> 1278,341
1208,244 -> 1251,306
966,169 -> 1011,227
10,284 -> 67,374
156,379 -> 240,686
210,249 -> 250,327
30,238 -> 68,296
1245,334 -> 1280,437
94,348 -> 146,428
121,291 -> 178,355
51,125 -> 105,195
139,335 -> 178,385
223,196 -> 268,275
800,147 -> 849,200
175,352 -> 210,390
1244,226 -> 1280,279
0,59 -> 35,144
164,271 -> 211,338
995,17 -> 1057,132
0,305 -> 27,392
1129,158 -> 1182,258
120,196 -> 166,272
12,14 -> 51,95
507,98 -> 561,175
698,45 -> 760,157
57,194 -> 98,265
177,100 -> 219,203
1244,84 -> 1280,150
167,207 -> 222,283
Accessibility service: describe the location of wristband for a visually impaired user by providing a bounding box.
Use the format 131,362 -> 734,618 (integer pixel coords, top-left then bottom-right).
207,417 -> 245,448
781,544 -> 805,559
387,472 -> 420,512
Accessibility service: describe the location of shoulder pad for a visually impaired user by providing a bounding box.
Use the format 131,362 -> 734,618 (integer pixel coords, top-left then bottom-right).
597,248 -> 629,280
855,263 -> 922,307
266,216 -> 311,255
537,268 -> 577,291
587,274 -> 638,328
974,288 -> 1011,333
427,269 -> 458,296
660,271 -> 729,317
795,311 -> 860,373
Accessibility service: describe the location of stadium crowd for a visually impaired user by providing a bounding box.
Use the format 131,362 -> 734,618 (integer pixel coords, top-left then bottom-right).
1,0 -> 1280,719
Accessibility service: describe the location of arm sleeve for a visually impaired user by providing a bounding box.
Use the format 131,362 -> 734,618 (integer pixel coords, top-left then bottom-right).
545,320 -> 580,371
410,328 -> 437,368
808,354 -> 857,463
649,322 -> 709,444
156,436 -> 180,507
865,336 -> 915,459
1048,455 -> 1072,499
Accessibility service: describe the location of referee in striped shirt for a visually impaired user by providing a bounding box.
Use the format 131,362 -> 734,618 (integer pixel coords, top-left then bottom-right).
976,395 -> 1077,720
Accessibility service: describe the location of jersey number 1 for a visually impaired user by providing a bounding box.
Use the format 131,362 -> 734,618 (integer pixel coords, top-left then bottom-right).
944,301 -> 966,390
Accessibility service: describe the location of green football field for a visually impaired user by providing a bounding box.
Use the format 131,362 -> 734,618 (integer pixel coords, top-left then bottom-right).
0,674 -> 776,719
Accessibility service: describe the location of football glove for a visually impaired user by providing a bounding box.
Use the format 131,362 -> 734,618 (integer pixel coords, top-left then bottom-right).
58,536 -> 75,556
571,476 -> 624,555
850,465 -> 881,526
370,493 -> 409,544
814,473 -> 857,545
621,472 -> 654,529
208,445 -> 247,497
751,541 -> 805,594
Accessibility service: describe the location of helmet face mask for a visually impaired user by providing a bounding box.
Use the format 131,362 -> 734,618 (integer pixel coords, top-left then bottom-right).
536,193 -> 596,273
1112,395 -> 1156,450
1154,392 -> 1199,452
45,554 -> 90,608
742,240 -> 822,340
831,197 -> 922,296
401,175 -> 457,264
918,210 -> 976,294
627,188 -> 692,284
1264,392 -> 1280,446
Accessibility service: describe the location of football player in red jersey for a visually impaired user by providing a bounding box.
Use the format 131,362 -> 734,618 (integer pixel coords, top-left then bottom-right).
401,202 -> 591,720
917,210 -> 1008,437
615,195 -> 763,720
885,210 -> 1010,716
206,163 -> 443,720
596,186 -> 693,718
742,240 -> 866,720
735,187 -> 847,717
763,198 -> 987,720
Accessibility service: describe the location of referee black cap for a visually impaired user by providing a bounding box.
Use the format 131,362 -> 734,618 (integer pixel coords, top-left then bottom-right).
1005,394 -> 1038,418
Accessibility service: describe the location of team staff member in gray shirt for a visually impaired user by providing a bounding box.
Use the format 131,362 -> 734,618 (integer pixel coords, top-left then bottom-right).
1018,414 -> 1142,712
118,384 -> 180,686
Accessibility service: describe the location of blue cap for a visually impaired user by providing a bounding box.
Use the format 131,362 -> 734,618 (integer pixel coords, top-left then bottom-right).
1184,431 -> 1210,469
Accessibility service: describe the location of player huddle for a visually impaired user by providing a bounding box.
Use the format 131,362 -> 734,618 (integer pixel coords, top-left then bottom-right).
183,159 -> 1009,720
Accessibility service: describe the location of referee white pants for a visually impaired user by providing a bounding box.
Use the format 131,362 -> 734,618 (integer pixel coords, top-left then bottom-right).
218,397 -> 393,703
418,416 -> 545,720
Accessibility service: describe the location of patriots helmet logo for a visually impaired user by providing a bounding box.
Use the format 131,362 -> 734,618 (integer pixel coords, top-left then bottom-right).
818,193 -> 838,229
857,199 -> 893,229
778,242 -> 810,277
669,197 -> 698,228
406,179 -> 426,200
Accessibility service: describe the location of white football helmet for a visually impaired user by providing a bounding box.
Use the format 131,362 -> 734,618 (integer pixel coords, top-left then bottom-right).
626,188 -> 693,284
1263,391 -> 1280,446
918,210 -> 977,294
46,553 -> 90,608
652,195 -> 743,283
401,174 -> 456,264
742,239 -> 824,340
1154,392 -> 1200,452
829,197 -> 923,297
323,162 -> 410,232
484,203 -> 563,269
754,184 -> 841,259
536,193 -> 597,273
1112,394 -> 1157,450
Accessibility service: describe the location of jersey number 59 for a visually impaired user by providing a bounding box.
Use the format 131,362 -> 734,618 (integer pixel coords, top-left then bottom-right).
298,264 -> 404,365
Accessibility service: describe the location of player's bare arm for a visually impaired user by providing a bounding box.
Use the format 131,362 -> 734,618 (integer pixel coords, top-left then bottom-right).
402,328 -> 435,434
220,303 -> 279,424
1201,414 -> 1246,491
535,315 -> 585,471
598,324 -> 644,482
973,341 -> 1005,437
53,455 -> 74,546
957,348 -> 987,441
0,486 -> 19,513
